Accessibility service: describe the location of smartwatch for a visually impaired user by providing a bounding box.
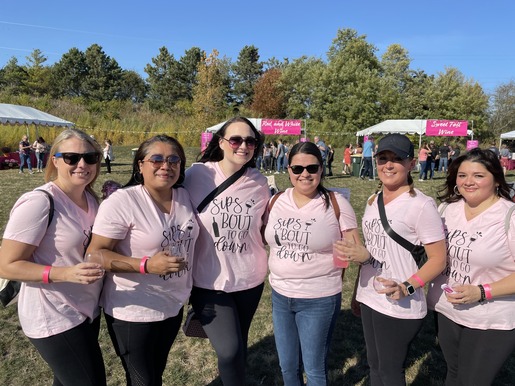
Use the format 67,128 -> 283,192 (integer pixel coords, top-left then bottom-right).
403,281 -> 416,296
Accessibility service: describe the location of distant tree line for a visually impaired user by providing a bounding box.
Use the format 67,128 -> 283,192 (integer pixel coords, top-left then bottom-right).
0,28 -> 513,147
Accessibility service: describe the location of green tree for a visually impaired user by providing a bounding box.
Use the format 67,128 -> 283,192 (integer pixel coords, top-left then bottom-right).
280,56 -> 325,119
316,28 -> 381,132
177,47 -> 203,101
51,47 -> 87,98
117,70 -> 147,103
192,50 -> 228,134
82,44 -> 123,101
232,45 -> 263,106
0,57 -> 28,95
24,49 -> 51,97
490,81 -> 515,137
145,46 -> 181,112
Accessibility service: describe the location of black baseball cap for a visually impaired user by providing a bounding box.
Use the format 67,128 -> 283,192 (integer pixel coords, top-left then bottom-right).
375,134 -> 414,159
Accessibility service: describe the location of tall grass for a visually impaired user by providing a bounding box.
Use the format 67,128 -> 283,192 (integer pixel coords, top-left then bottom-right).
0,146 -> 514,385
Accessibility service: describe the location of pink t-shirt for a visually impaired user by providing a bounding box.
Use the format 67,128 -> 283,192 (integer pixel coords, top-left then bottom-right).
92,185 -> 199,322
418,148 -> 428,162
265,189 -> 357,298
356,190 -> 445,319
427,199 -> 515,330
184,162 -> 270,292
3,182 -> 101,338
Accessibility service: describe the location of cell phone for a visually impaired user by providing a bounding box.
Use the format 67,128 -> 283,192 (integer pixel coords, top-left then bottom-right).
441,283 -> 457,294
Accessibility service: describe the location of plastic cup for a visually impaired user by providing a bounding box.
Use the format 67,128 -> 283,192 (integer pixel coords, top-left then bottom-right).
333,244 -> 349,268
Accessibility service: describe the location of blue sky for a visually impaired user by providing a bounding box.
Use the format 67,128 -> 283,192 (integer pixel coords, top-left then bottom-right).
1,1 -> 513,93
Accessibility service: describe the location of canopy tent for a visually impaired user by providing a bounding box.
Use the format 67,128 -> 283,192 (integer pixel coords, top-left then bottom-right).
0,103 -> 75,127
500,130 -> 515,140
356,119 -> 473,148
0,103 -> 75,139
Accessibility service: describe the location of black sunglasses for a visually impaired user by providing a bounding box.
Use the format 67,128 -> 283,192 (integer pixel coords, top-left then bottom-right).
54,152 -> 101,165
142,154 -> 181,168
222,136 -> 257,149
289,164 -> 320,174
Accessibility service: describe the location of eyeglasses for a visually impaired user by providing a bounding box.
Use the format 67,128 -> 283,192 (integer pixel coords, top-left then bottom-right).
376,154 -> 406,165
222,136 -> 257,150
142,154 -> 181,168
54,152 -> 101,165
289,164 -> 320,174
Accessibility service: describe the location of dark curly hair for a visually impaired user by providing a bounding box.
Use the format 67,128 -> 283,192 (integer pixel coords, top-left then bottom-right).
437,147 -> 511,203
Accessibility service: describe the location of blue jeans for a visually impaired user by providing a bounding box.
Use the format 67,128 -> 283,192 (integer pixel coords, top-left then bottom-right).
418,161 -> 426,179
37,152 -> 45,170
272,289 -> 341,386
277,155 -> 285,172
438,157 -> 448,172
19,152 -> 32,172
361,157 -> 373,178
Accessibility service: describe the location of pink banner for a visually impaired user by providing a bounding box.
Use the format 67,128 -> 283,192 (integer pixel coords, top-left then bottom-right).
261,119 -> 302,135
201,132 -> 213,151
425,120 -> 468,136
466,140 -> 479,151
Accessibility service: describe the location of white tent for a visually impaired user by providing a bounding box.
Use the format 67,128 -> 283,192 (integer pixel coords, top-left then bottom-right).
500,130 -> 515,140
0,103 -> 75,128
356,119 -> 472,147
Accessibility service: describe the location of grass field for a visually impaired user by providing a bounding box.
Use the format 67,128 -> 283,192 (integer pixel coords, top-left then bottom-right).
1,146 -> 514,385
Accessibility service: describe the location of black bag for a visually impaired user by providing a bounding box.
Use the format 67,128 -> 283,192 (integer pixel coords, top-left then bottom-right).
182,307 -> 208,338
377,192 -> 428,268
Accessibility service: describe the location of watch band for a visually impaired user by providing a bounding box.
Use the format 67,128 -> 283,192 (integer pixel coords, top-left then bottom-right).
403,281 -> 415,296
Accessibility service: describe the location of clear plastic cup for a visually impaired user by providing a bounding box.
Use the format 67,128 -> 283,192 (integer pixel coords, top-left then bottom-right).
333,244 -> 349,268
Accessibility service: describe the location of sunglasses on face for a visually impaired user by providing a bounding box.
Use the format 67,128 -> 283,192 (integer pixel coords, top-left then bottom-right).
376,154 -> 406,165
222,136 -> 257,150
54,152 -> 101,165
289,164 -> 321,174
142,154 -> 181,168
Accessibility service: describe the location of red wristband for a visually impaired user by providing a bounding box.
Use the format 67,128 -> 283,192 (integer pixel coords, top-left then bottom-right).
42,265 -> 51,284
140,256 -> 150,274
410,274 -> 425,287
483,283 -> 493,300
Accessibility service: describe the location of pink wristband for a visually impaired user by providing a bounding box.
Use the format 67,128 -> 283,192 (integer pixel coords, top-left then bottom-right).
42,265 -> 51,284
410,274 -> 425,287
140,256 -> 150,274
483,283 -> 493,300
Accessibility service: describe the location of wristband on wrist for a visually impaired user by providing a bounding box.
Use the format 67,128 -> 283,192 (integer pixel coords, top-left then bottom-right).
410,274 -> 425,287
478,284 -> 486,303
483,283 -> 493,300
140,256 -> 150,274
42,265 -> 51,284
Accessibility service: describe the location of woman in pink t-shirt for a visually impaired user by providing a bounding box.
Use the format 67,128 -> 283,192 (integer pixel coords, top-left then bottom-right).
428,148 -> 515,385
87,135 -> 198,386
0,129 -> 106,386
339,134 -> 447,386
265,141 -> 361,385
183,117 -> 269,386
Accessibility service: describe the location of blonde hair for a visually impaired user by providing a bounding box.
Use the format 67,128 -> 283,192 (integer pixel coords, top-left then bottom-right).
45,128 -> 102,202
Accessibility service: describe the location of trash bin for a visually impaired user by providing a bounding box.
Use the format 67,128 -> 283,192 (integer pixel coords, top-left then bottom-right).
351,155 -> 362,176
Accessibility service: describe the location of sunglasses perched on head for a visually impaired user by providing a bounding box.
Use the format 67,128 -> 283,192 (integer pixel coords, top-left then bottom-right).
289,164 -> 320,174
54,152 -> 101,165
222,136 -> 257,149
142,154 -> 181,168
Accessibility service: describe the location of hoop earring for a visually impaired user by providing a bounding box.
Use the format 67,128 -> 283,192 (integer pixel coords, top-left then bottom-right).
134,171 -> 143,184
453,185 -> 461,196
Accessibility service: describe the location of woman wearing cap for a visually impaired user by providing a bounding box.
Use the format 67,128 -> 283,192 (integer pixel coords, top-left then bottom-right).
337,133 -> 446,385
427,148 -> 515,385
183,116 -> 270,386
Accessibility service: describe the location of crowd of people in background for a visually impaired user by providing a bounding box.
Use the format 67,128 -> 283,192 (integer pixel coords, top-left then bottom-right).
1,123 -> 515,386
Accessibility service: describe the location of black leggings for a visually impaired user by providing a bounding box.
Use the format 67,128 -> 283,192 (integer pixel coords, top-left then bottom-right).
104,309 -> 183,386
190,283 -> 264,386
437,313 -> 515,386
29,316 -> 106,386
360,304 -> 424,386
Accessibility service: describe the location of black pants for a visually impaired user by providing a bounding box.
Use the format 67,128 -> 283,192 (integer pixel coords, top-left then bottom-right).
437,313 -> 515,386
190,283 -> 264,386
104,309 -> 183,386
361,304 -> 423,386
29,316 -> 106,386
105,156 -> 111,173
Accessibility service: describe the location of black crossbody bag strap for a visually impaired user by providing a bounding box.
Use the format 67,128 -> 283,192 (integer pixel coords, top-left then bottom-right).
377,191 -> 417,253
196,166 -> 247,213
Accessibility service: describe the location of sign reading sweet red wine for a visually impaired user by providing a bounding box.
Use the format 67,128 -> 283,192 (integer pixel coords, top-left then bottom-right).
425,120 -> 468,136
